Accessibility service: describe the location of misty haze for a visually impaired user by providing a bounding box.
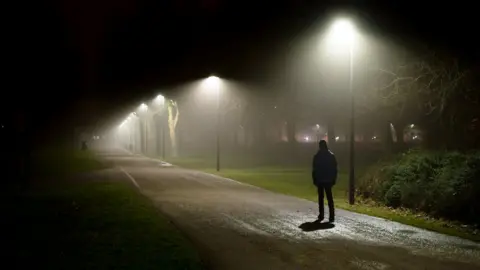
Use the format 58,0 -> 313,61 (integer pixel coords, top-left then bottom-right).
3,1 -> 479,270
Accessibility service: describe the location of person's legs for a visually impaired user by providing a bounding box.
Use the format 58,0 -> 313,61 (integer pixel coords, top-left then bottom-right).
325,185 -> 335,222
317,186 -> 325,220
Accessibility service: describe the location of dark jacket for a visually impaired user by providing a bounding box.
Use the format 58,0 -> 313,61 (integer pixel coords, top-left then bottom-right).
312,150 -> 338,186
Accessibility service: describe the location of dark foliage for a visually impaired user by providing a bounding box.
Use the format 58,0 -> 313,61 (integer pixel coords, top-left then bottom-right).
359,149 -> 480,225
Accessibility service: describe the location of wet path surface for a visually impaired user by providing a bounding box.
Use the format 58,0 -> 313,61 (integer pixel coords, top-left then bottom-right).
98,149 -> 480,270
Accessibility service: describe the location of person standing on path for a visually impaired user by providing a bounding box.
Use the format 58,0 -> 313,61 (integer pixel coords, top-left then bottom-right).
312,140 -> 338,222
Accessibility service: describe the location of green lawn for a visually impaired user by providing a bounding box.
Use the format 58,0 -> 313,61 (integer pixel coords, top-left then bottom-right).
208,168 -> 349,208
167,157 -> 479,242
3,149 -> 203,269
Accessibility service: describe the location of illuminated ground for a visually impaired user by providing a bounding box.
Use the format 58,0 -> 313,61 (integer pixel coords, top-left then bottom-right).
99,148 -> 480,270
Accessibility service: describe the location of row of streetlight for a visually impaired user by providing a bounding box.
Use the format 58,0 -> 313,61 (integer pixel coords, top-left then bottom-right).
117,18 -> 358,204
119,102 -> 165,157
117,75 -> 223,170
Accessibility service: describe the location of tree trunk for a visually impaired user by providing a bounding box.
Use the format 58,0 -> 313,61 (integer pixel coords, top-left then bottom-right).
154,114 -> 163,156
168,127 -> 177,157
167,101 -> 180,157
383,122 -> 394,152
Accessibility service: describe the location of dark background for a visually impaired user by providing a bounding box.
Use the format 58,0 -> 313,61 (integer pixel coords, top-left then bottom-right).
3,0 -> 478,143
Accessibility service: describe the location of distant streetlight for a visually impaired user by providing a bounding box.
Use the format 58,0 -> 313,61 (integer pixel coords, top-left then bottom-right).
137,103 -> 149,154
139,103 -> 148,112
154,94 -> 165,106
202,75 -> 222,171
118,113 -> 136,151
313,124 -> 321,142
326,18 -> 357,205
127,112 -> 139,152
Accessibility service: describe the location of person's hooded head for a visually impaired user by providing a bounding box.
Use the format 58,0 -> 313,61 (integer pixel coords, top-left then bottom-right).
319,140 -> 328,151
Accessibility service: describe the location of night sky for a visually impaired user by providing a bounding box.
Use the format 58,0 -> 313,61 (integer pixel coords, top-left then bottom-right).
4,0 -> 479,136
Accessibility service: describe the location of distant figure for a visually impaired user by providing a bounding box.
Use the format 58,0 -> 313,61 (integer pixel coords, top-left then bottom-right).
312,140 -> 338,222
81,141 -> 88,151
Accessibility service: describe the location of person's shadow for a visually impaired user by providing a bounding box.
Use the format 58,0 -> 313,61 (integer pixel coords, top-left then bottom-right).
299,221 -> 335,232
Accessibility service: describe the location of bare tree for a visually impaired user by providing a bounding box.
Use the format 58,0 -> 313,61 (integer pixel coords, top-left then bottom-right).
167,99 -> 180,157
371,49 -> 474,149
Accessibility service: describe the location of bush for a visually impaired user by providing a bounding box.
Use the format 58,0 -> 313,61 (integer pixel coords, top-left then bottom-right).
358,150 -> 480,224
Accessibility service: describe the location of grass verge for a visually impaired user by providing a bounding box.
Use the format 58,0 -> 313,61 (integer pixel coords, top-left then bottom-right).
3,150 -> 203,269
167,158 -> 479,242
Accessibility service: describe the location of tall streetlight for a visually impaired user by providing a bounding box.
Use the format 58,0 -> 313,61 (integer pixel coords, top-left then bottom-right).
203,76 -> 222,171
118,113 -> 136,151
327,18 -> 356,205
118,120 -> 128,149
138,103 -> 148,154
130,112 -> 139,152
122,112 -> 138,152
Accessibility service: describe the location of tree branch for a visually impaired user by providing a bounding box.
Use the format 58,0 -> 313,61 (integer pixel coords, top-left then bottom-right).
172,101 -> 179,129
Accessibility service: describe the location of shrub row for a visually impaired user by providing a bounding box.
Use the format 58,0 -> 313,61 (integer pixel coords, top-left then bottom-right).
358,149 -> 480,224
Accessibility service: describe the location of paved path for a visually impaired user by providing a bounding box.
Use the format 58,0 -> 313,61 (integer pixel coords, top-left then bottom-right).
98,148 -> 480,270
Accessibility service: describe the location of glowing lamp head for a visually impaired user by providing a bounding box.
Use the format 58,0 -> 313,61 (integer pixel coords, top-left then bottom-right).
325,18 -> 356,55
139,103 -> 148,112
203,76 -> 221,93
329,19 -> 355,44
155,94 -> 165,106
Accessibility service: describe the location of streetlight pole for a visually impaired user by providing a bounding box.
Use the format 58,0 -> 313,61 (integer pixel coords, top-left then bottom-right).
129,125 -> 133,151
144,118 -> 148,154
348,39 -> 355,205
126,113 -> 139,153
137,103 -> 149,155
162,115 -> 166,159
326,18 -> 356,205
216,83 -> 221,172
134,115 -> 139,153
203,76 -> 222,171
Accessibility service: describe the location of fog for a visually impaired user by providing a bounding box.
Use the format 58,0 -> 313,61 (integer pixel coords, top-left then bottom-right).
104,56 -> 419,170
82,14 -> 476,172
